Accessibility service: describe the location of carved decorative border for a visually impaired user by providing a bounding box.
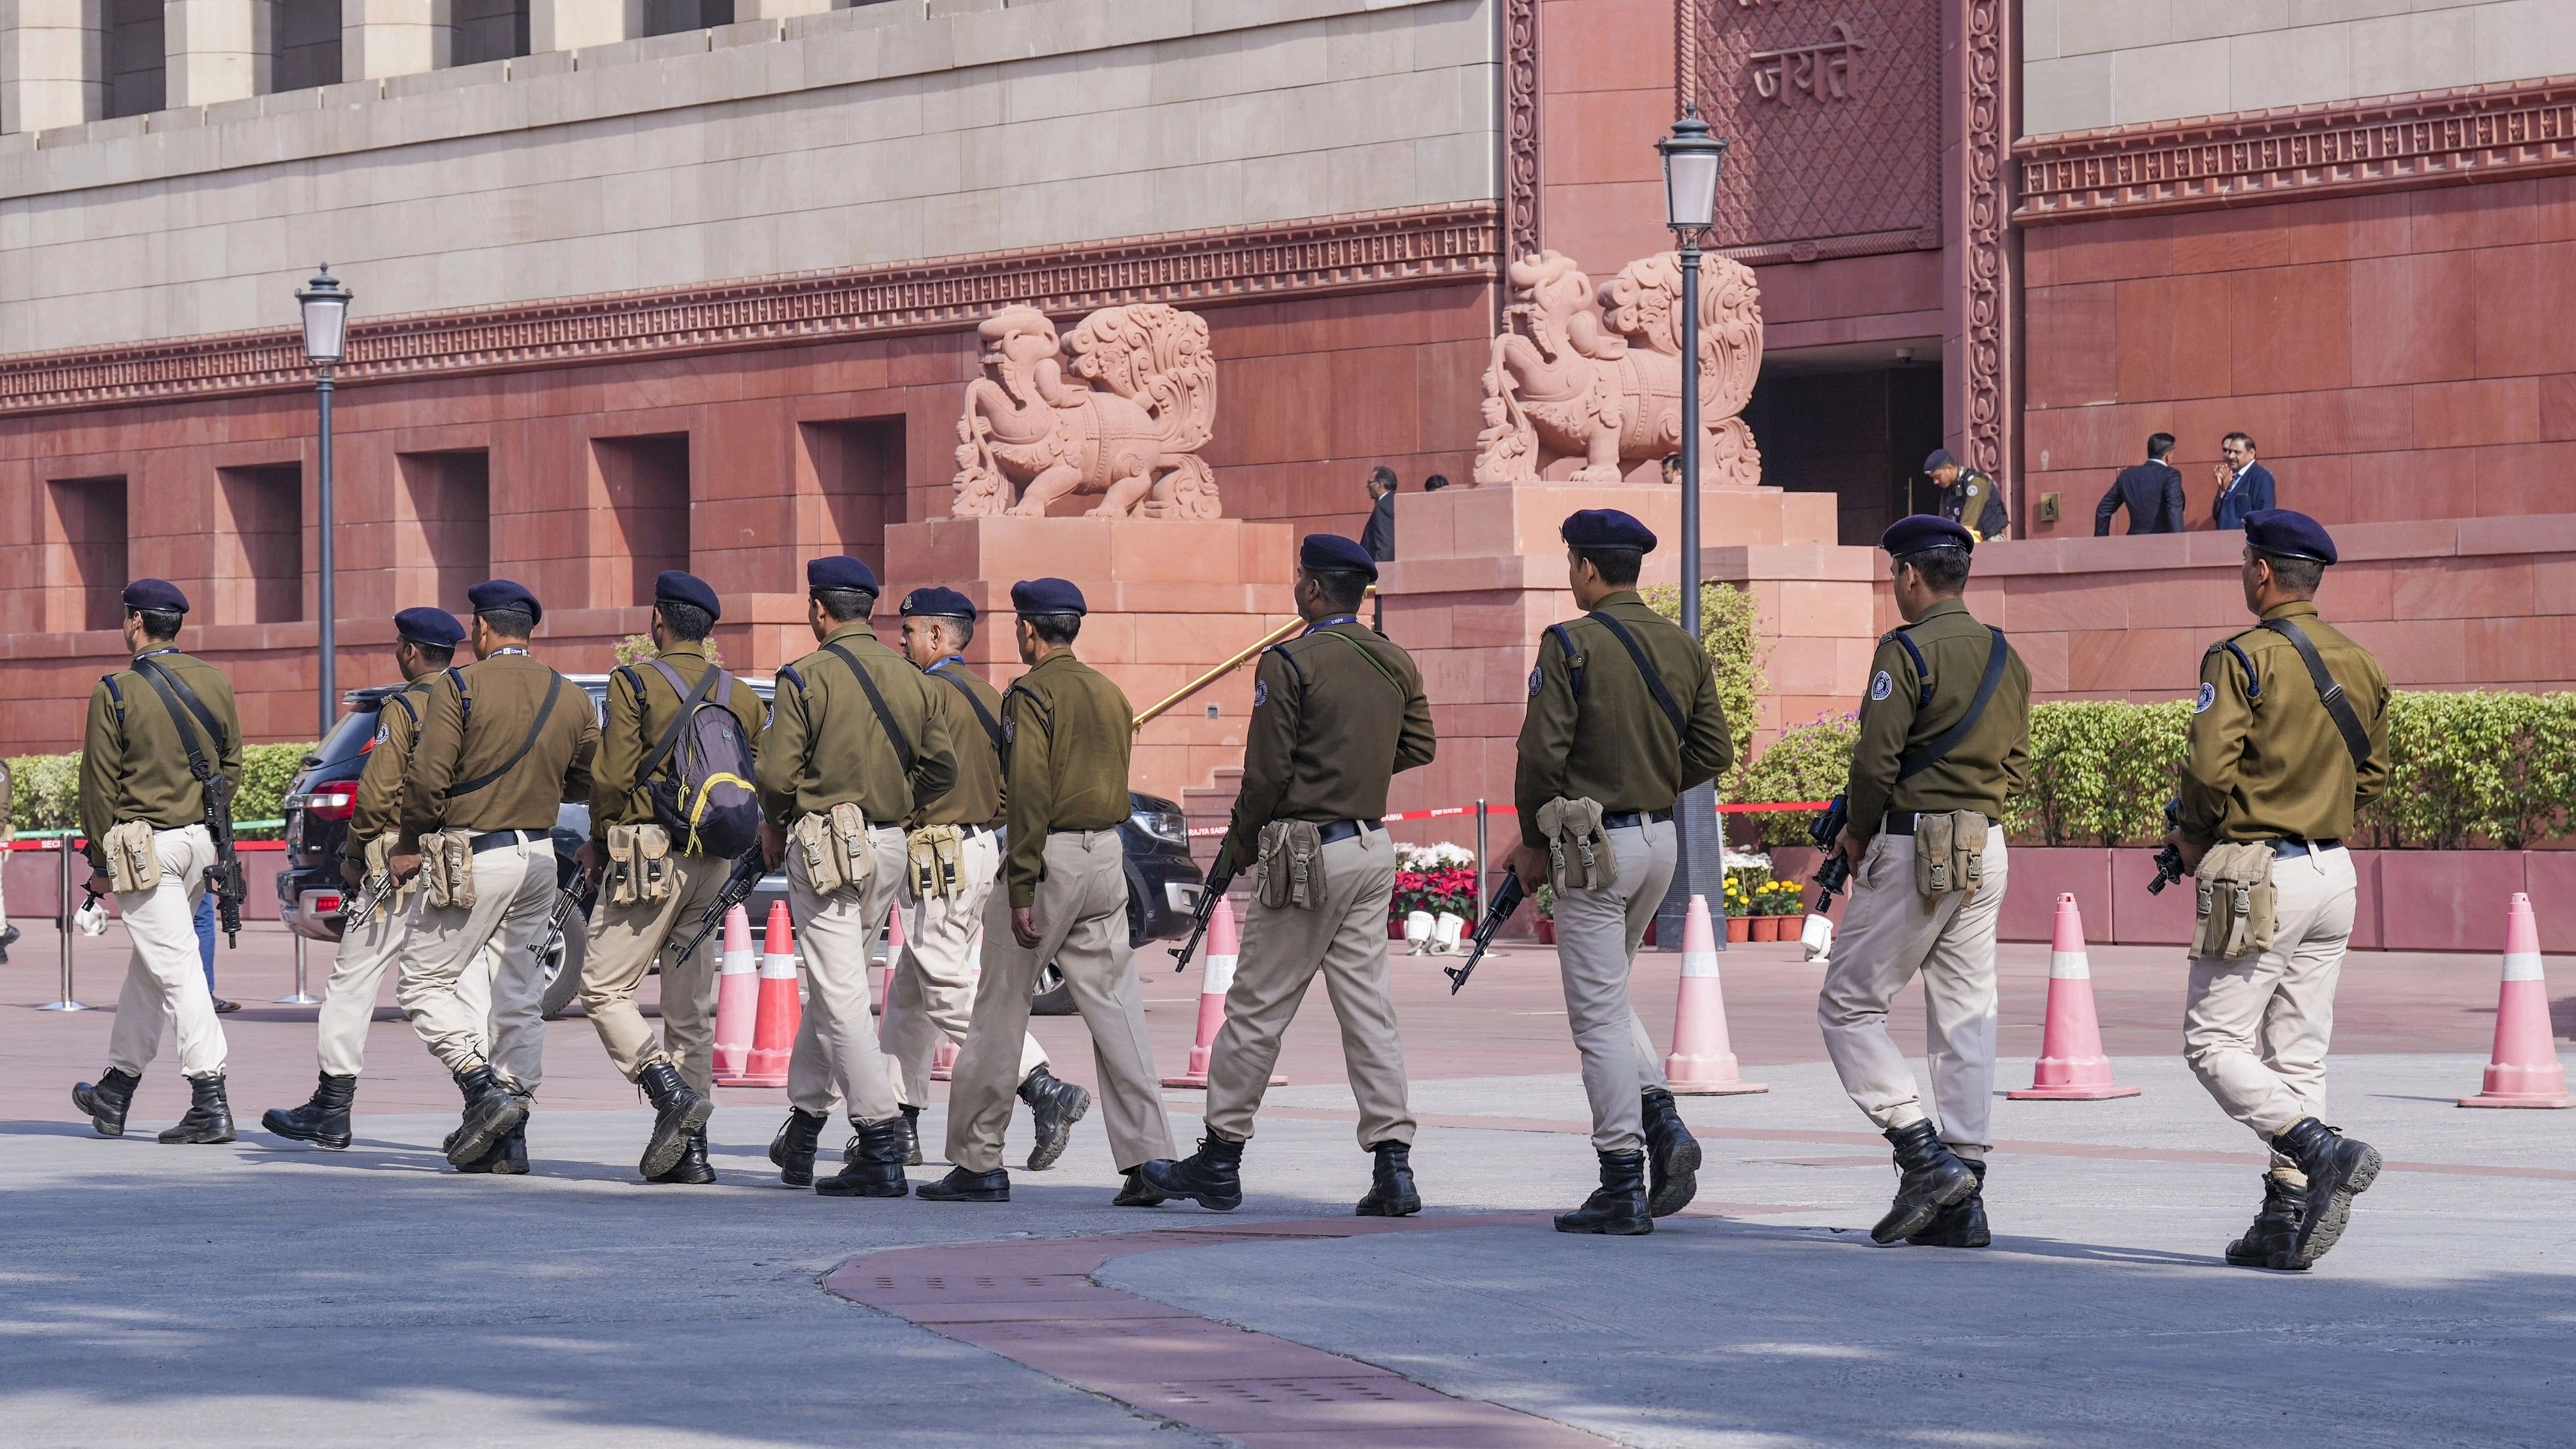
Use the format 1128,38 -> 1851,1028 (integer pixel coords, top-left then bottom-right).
1716,226 -> 1938,267
0,203 -> 1501,417
1960,0 -> 2012,482
1503,0 -> 1542,271
2015,75 -> 2576,222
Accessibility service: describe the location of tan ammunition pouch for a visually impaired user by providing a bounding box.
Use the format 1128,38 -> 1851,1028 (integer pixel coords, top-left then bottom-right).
103,820 -> 161,894
794,803 -> 873,898
606,822 -> 675,907
362,833 -> 412,906
2192,842 -> 2277,961
1254,820 -> 1325,910
420,828 -> 478,910
1912,810 -> 1990,902
1536,797 -> 1618,894
907,824 -> 967,903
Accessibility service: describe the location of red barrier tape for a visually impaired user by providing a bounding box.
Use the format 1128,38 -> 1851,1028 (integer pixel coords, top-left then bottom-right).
6,837 -> 285,852
1186,800 -> 1830,837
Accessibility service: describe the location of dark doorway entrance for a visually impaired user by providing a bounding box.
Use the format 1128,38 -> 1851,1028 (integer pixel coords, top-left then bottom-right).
1743,351 -> 1941,548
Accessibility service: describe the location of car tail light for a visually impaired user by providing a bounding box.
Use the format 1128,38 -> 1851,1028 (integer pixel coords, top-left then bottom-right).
291,778 -> 360,823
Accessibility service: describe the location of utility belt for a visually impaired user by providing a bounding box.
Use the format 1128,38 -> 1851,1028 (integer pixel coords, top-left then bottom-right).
101,820 -> 182,893
414,827 -> 543,909
792,803 -> 885,899
2271,837 -> 2341,859
1252,818 -> 1384,910
1877,809 -> 1992,901
2188,837 -> 2344,960
1601,807 -> 1672,831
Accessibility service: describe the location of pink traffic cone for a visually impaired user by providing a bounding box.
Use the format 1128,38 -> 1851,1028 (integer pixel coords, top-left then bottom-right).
871,908 -> 905,1018
1163,897 -> 1282,1088
710,905 -> 758,1084
1665,895 -> 1767,1095
2460,893 -> 2575,1108
739,901 -> 799,1088
2009,894 -> 2141,1101
933,932 -> 980,1082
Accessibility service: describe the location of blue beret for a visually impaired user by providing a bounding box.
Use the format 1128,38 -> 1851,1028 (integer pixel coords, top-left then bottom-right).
1011,577 -> 1087,616
465,578 -> 541,626
1301,533 -> 1379,581
807,556 -> 878,595
653,569 -> 720,622
1881,514 -> 1974,558
122,578 -> 188,614
1924,448 -> 1955,473
899,587 -> 977,621
393,607 -> 465,649
2244,508 -> 2336,565
1560,508 -> 1657,552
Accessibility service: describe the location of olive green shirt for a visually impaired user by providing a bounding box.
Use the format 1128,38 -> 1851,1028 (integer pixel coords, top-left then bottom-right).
79,648 -> 245,871
919,657 -> 1007,829
345,676 -> 435,870
1001,650 -> 1133,908
1222,619 -> 1437,870
590,641 -> 769,850
401,650 -> 600,839
1513,592 -> 1735,850
2179,601 -> 2390,847
1845,599 -> 2031,844
755,624 -> 958,833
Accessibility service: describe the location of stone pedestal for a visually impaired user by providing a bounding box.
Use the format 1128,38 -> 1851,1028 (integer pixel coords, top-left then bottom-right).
880,514 -> 1297,805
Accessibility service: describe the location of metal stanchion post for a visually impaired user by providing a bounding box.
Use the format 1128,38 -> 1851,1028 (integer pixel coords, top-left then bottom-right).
276,931 -> 321,1005
1473,799 -> 1488,923
41,837 -> 88,1012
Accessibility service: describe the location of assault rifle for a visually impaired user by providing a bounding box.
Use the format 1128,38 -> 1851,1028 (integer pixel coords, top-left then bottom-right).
1169,843 -> 1239,973
668,848 -> 765,963
2147,798 -> 2187,895
1443,869 -> 1528,995
1807,794 -> 1853,912
341,869 -> 397,932
545,869 -> 601,952
131,658 -> 246,947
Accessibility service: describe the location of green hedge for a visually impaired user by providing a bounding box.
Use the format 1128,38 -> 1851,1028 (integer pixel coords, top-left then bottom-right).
1729,713 -> 1860,846
1641,582 -> 1762,773
8,742 -> 314,837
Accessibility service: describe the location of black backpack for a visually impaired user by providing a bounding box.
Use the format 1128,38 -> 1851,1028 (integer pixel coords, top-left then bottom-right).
626,659 -> 762,858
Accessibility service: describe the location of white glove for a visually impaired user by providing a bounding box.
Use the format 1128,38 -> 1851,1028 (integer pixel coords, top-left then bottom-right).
74,899 -> 109,937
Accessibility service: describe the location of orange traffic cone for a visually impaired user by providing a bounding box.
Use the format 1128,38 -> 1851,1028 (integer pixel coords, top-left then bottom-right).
2460,893 -> 2574,1108
1665,895 -> 1767,1095
2009,894 -> 2141,1101
739,900 -> 799,1088
1163,897 -> 1282,1089
871,908 -> 904,1018
710,905 -> 758,1084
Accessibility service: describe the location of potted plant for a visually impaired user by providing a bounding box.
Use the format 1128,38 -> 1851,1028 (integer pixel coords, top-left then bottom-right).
1721,872 -> 1753,942
1532,882 -> 1555,945
1392,842 -> 1479,941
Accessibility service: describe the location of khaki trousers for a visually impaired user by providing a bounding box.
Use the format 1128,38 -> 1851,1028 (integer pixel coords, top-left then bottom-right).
948,829 -> 1175,1174
1818,827 -> 2007,1157
883,829 -> 1046,1107
2184,845 -> 2354,1165
783,824 -> 908,1125
398,836 -> 556,1091
1552,818 -> 1677,1154
316,886 -> 497,1078
1207,827 -> 1414,1148
581,851 -> 729,1097
105,824 -> 227,1080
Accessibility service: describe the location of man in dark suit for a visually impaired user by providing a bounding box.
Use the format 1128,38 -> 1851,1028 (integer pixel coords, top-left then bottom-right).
2212,432 -> 2275,531
1360,466 -> 1397,562
2096,433 -> 2186,535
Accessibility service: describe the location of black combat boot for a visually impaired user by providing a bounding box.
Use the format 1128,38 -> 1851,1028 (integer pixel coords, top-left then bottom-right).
73,1068 -> 142,1138
445,1064 -> 529,1168
1641,1087 -> 1701,1218
1872,1121 -> 1978,1244
2269,1118 -> 2381,1270
1907,1158 -> 1991,1248
263,1072 -> 358,1149
1354,1140 -> 1421,1218
1554,1150 -> 1652,1235
898,1104 -> 924,1167
2225,1173 -> 2304,1268
917,1165 -> 1012,1202
0,922 -> 20,961
158,1073 -> 236,1144
1136,1135 -> 1244,1211
1018,1066 -> 1092,1171
770,1107 -> 827,1187
652,1127 -> 714,1185
1112,1169 -> 1168,1207
635,1062 -> 713,1181
816,1116 -> 912,1197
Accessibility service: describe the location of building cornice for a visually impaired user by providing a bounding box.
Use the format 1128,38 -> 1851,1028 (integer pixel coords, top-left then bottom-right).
2015,74 -> 2576,224
0,202 -> 1499,417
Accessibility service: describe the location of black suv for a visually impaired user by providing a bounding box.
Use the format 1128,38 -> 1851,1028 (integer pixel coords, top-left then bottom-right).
277,672 -> 1203,1017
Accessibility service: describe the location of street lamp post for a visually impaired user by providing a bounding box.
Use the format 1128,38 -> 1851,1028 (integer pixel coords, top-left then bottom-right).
1654,108 -> 1731,950
296,265 -> 352,741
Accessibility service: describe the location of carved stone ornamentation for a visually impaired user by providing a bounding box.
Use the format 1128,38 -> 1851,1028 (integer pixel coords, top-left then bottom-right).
1473,250 -> 1764,487
952,303 -> 1220,519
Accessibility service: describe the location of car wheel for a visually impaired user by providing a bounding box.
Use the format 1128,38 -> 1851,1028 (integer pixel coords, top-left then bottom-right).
1031,962 -> 1077,1016
1126,888 -> 1148,949
539,917 -> 586,1020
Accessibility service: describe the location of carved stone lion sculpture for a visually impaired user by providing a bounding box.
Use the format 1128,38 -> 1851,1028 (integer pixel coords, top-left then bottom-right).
1473,249 -> 1764,487
952,303 -> 1220,518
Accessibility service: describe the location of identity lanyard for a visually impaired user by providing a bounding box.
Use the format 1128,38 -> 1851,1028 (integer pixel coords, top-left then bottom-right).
1303,616 -> 1362,635
932,654 -> 965,671
490,646 -> 531,658
134,646 -> 182,661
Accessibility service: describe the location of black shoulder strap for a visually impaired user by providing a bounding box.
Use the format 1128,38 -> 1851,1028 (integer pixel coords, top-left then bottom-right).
929,663 -> 1004,754
133,658 -> 226,786
1895,627 -> 2009,782
1585,611 -> 1688,742
822,641 -> 915,776
444,665 -> 473,731
2257,618 -> 2371,772
442,671 -> 563,799
1888,631 -> 1934,708
1546,623 -> 1583,696
635,659 -> 722,784
2221,640 -> 2262,701
386,689 -> 422,727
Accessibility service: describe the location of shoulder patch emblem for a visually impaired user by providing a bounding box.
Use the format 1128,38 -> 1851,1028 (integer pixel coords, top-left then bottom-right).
2195,682 -> 2216,714
1528,667 -> 1543,698
1252,679 -> 1269,708
1001,714 -> 1016,744
374,722 -> 392,745
1869,670 -> 1892,702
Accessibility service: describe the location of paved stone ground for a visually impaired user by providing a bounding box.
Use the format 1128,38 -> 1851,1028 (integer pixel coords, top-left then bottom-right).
2,920 -> 2569,1444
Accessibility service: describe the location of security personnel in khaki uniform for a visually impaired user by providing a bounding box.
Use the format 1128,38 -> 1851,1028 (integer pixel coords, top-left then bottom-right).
1507,511 -> 1734,1235
1820,515 -> 2030,1248
756,556 -> 958,1197
1927,448 -> 2009,541
888,586 -> 1083,1171
576,571 -> 767,1186
2168,508 -> 2390,1273
0,752 -> 16,963
394,579 -> 599,1174
920,578 -> 1180,1205
71,580 -> 245,1144
263,607 -> 482,1151
1142,535 -> 1437,1216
